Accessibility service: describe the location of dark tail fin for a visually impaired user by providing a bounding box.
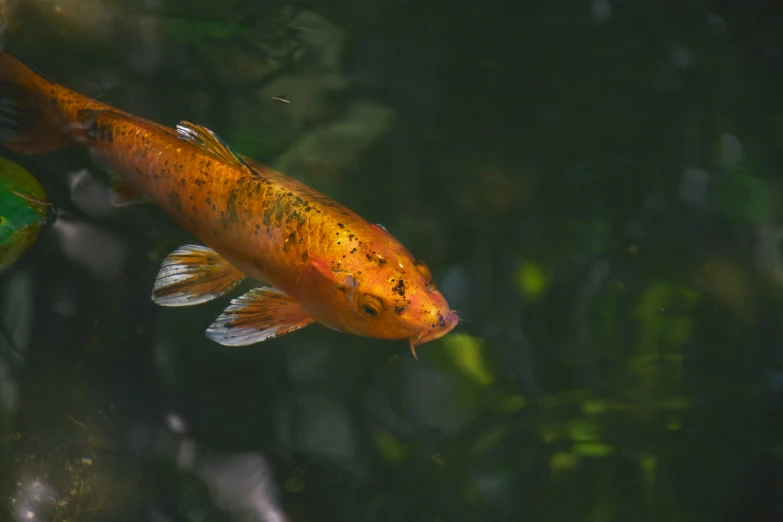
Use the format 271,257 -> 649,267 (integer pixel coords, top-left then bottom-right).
0,51 -> 70,154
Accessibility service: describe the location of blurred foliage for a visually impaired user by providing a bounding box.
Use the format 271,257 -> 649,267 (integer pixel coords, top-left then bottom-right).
0,0 -> 782,521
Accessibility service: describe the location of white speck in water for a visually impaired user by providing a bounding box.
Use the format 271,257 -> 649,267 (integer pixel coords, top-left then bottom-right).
165,412 -> 187,435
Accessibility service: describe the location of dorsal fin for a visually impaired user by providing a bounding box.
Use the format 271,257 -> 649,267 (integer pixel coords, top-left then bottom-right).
176,121 -> 257,176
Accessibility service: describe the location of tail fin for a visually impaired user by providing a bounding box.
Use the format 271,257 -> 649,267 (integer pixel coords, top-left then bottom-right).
0,51 -> 70,154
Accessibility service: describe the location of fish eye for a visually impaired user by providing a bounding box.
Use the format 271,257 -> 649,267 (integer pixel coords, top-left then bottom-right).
359,295 -> 384,317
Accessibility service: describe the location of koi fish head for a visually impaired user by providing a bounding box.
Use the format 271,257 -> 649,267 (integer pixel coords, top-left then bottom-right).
298,225 -> 458,356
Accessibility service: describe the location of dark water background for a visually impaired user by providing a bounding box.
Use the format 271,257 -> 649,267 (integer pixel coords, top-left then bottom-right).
2,0 -> 783,521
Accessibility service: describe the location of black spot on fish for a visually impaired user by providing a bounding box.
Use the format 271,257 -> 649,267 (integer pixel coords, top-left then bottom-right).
337,223 -> 344,228
226,178 -> 255,224
270,191 -> 287,226
263,205 -> 275,228
438,314 -> 446,328
392,279 -> 406,297
167,191 -> 183,216
286,210 -> 301,225
301,251 -> 309,262
97,123 -> 113,143
394,306 -> 406,316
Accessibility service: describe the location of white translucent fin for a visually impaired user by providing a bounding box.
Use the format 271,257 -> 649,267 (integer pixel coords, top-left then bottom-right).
176,121 -> 256,176
205,287 -> 314,346
152,244 -> 245,306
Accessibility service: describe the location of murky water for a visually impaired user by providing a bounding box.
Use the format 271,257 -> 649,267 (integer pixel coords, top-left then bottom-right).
1,0 -> 783,521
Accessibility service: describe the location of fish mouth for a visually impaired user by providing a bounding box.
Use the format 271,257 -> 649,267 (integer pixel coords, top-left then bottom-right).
408,310 -> 460,359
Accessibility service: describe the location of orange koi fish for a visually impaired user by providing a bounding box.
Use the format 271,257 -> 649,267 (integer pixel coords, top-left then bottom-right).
0,51 -> 458,356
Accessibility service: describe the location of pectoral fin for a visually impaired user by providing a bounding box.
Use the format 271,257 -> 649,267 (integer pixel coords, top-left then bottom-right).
152,244 -> 245,306
205,287 -> 314,346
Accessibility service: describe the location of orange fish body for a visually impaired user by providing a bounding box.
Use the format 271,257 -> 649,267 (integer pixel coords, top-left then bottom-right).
0,51 -> 458,355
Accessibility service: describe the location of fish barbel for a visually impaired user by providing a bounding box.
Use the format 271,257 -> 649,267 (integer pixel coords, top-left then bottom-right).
0,51 -> 458,356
